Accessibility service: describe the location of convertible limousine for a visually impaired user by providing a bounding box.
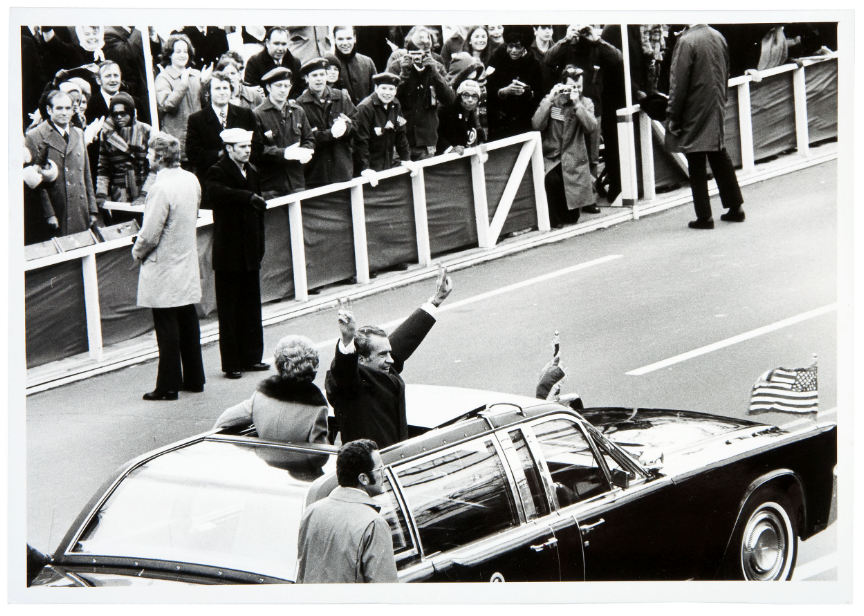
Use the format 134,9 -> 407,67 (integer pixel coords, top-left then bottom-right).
28,385 -> 836,585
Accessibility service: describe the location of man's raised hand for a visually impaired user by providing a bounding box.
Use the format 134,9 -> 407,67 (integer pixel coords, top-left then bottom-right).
337,297 -> 356,346
430,265 -> 453,307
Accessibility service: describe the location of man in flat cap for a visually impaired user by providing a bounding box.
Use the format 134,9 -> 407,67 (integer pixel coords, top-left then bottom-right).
253,66 -> 315,197
485,25 -> 544,140
352,72 -> 411,180
202,128 -> 269,379
296,57 -> 357,187
186,70 -> 260,182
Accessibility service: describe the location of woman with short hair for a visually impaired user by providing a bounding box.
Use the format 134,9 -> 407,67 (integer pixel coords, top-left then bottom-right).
213,335 -> 330,445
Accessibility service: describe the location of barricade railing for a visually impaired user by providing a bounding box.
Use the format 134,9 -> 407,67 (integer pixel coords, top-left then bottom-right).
615,54 -> 838,211
24,132 -> 547,364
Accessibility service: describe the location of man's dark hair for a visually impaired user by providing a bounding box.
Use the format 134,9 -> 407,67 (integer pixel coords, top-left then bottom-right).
336,439 -> 378,487
265,26 -> 289,42
354,325 -> 388,359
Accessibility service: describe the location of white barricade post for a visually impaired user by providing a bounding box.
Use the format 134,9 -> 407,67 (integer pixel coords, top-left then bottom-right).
736,80 -> 756,173
530,133 -> 551,232
617,108 -> 639,207
288,201 -> 308,301
792,65 -> 810,157
471,150 -> 491,248
81,254 -> 104,361
411,169 -> 432,266
350,185 -> 370,284
139,24 -> 160,132
638,110 -> 656,202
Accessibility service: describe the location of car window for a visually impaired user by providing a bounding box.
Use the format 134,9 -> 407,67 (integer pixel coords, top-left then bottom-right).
372,476 -> 417,564
71,440 -> 335,581
506,429 -> 551,520
531,418 -> 611,506
395,438 -> 518,556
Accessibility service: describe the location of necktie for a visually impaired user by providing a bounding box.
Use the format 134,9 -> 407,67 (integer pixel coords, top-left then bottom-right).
220,110 -> 227,127
63,131 -> 69,144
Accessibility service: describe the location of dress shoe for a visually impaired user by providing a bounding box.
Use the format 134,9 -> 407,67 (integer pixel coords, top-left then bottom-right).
720,208 -> 746,222
182,384 -> 204,393
582,205 -> 601,214
143,390 -> 178,401
224,370 -> 243,379
246,362 -> 270,372
688,218 -> 715,229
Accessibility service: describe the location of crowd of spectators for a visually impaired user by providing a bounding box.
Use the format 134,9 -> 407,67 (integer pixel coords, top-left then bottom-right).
21,22 -> 837,245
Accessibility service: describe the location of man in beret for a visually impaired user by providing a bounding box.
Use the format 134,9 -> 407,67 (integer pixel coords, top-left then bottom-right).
244,26 -> 302,98
201,128 -> 269,379
352,72 -> 411,179
253,66 -> 315,197
185,70 -> 260,182
396,38 -> 454,160
436,79 -> 485,155
296,57 -> 357,187
485,25 -> 544,140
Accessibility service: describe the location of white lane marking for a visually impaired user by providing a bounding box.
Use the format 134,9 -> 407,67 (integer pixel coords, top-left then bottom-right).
793,553 -> 837,580
627,304 -> 837,376
313,255 -> 623,350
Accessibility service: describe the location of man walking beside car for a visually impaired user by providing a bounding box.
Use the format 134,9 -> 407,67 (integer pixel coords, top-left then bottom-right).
296,439 -> 397,583
325,269 -> 453,448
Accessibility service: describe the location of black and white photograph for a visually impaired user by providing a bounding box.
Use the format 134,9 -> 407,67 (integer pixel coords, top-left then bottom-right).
6,1 -> 857,608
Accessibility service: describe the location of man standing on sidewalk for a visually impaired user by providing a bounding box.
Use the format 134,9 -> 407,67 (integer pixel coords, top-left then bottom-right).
202,128 -> 269,379
666,24 -> 745,229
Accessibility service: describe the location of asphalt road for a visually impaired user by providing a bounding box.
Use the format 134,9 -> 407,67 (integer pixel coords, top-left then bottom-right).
24,160 -> 840,580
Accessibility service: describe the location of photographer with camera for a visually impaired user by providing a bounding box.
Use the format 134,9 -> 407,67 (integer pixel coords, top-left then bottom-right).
532,66 -> 599,227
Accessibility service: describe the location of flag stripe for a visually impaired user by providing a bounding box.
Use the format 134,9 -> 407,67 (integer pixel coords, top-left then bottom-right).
749,363 -> 818,415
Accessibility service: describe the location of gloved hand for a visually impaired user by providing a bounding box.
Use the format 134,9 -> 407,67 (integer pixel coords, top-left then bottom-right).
360,168 -> 379,187
250,193 -> 267,211
331,116 -> 348,139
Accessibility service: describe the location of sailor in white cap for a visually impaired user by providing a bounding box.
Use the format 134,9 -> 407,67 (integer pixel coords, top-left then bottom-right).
200,125 -> 270,379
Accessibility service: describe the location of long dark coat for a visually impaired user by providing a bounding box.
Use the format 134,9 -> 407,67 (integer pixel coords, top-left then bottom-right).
325,308 -> 436,448
295,86 -> 357,186
665,24 -> 730,153
202,155 -> 265,272
25,121 -> 98,236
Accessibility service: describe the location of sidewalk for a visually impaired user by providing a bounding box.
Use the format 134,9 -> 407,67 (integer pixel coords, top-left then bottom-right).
25,142 -> 838,394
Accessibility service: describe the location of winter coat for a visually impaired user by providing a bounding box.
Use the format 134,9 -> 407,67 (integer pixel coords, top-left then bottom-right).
532,92 -> 598,210
201,155 -> 265,272
325,307 -> 436,448
253,98 -> 315,196
24,121 -> 98,236
95,118 -> 152,202
296,86 -> 357,186
334,48 -> 377,105
397,61 -> 455,148
486,47 -> 544,137
243,48 -> 303,98
436,101 -> 483,153
352,92 -> 410,172
132,166 -> 202,308
154,65 -> 203,158
214,377 -> 329,445
665,24 -> 730,153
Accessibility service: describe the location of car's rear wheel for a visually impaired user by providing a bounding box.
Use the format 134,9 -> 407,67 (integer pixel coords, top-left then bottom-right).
725,487 -> 797,580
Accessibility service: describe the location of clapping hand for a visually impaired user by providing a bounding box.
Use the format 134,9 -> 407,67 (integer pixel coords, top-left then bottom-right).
331,114 -> 349,138
430,264 -> 453,307
200,62 -> 215,83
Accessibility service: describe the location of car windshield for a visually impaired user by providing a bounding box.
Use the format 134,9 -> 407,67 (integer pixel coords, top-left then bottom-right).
70,439 -> 336,581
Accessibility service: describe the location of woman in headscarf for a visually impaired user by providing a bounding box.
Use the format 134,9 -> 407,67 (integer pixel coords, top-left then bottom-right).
213,334 -> 329,445
95,92 -> 153,210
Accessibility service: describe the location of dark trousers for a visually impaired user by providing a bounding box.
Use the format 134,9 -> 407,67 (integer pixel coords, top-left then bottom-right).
544,164 -> 580,228
685,150 -> 744,221
215,269 -> 264,372
152,304 -> 205,392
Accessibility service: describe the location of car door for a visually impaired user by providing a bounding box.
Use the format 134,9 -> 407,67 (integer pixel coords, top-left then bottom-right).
526,415 -> 684,581
390,435 -> 561,582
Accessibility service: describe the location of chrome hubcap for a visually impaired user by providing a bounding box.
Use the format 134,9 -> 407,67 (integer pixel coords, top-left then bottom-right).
740,503 -> 792,580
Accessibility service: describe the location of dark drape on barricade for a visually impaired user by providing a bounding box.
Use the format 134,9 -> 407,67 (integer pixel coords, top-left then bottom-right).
259,207 -> 295,305
425,156 -> 478,257
485,144 -> 537,234
96,249 -> 153,345
364,174 -> 419,272
750,73 -> 797,162
303,191 -> 356,290
806,60 -> 838,143
25,261 -> 88,368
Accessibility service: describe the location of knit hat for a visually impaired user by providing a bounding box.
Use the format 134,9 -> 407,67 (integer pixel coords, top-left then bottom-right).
446,52 -> 485,88
456,79 -> 482,97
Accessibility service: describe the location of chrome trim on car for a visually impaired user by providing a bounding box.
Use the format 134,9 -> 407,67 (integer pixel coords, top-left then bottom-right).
431,520 -> 559,570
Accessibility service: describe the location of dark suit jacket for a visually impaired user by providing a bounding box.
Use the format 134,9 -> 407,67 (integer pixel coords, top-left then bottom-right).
185,103 -> 260,180
177,27 -> 229,69
325,308 -> 436,448
243,48 -> 302,98
201,155 -> 265,271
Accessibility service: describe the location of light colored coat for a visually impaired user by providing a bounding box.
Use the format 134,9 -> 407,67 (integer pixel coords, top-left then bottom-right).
132,167 -> 202,308
24,121 -> 98,235
296,486 -> 398,583
532,93 -> 598,210
665,24 -> 730,153
214,388 -> 328,444
154,66 -> 202,157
